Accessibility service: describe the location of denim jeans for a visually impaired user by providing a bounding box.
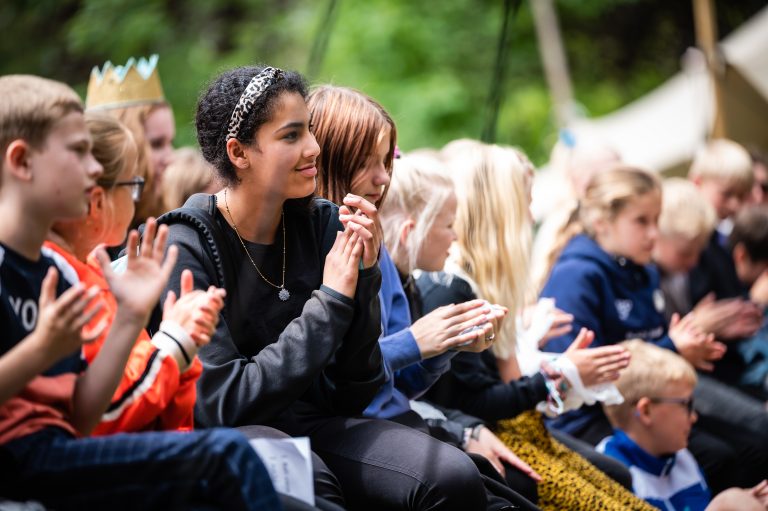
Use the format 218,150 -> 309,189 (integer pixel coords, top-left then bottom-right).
1,426 -> 280,511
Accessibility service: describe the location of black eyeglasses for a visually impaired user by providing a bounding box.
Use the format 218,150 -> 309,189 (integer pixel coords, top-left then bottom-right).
649,396 -> 695,415
113,176 -> 145,202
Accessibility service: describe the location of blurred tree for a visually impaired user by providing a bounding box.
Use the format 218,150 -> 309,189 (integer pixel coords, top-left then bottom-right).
0,0 -> 763,164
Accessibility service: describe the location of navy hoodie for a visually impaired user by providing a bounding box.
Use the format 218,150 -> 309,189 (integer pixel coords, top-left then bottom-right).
540,234 -> 675,434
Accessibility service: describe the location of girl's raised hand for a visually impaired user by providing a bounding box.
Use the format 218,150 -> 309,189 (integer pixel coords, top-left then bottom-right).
564,328 -> 631,386
95,218 -> 178,325
538,308 -> 574,348
340,194 -> 382,269
323,227 -> 364,299
409,300 -> 493,358
162,269 -> 226,347
669,312 -> 726,371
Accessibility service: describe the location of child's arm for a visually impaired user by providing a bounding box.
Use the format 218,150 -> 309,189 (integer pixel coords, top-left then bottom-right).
71,220 -> 177,435
91,271 -> 225,435
0,267 -> 104,405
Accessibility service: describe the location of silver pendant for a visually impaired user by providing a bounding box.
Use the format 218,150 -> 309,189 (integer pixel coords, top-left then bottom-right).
278,287 -> 290,301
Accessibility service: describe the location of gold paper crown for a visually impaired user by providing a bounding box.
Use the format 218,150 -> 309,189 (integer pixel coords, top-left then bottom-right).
86,54 -> 165,111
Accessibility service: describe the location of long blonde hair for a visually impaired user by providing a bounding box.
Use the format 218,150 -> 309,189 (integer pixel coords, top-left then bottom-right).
442,139 -> 531,358
380,153 -> 454,274
542,166 -> 661,281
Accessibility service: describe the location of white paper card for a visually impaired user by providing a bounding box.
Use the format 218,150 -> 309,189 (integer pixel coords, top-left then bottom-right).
250,437 -> 315,506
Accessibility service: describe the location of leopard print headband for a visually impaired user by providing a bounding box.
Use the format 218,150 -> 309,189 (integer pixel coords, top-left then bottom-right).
226,66 -> 284,141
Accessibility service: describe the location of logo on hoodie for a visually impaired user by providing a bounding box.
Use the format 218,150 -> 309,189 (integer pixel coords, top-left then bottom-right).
615,299 -> 633,321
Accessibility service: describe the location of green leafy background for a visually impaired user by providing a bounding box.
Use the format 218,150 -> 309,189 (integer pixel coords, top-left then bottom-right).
1,0 -> 763,164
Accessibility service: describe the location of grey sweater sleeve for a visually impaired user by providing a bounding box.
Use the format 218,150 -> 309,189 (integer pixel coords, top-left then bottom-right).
313,263 -> 385,415
165,224 -> 355,427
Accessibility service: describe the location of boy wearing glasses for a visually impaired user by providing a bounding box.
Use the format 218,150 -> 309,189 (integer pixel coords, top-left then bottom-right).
599,340 -> 704,510
598,340 -> 767,511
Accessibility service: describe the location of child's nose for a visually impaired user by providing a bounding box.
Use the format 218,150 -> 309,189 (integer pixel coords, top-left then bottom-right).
88,153 -> 103,179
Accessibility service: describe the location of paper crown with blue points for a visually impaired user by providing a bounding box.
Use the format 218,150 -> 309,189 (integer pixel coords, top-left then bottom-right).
86,54 -> 165,110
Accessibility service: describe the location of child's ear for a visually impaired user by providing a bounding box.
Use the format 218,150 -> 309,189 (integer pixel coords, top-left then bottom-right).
226,138 -> 250,171
4,140 -> 33,181
732,242 -> 747,265
88,186 -> 107,220
635,397 -> 653,426
592,215 -> 608,237
399,218 -> 415,247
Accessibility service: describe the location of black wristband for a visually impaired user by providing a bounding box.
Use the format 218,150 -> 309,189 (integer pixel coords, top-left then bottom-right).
161,329 -> 191,365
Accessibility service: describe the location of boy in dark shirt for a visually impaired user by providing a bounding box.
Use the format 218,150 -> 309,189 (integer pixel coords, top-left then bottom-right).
0,74 -> 279,510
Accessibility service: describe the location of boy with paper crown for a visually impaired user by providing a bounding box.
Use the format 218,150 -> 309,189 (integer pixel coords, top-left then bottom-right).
87,55 -> 175,222
0,74 -> 279,510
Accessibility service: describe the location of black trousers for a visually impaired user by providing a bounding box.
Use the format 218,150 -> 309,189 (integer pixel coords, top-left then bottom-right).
238,425 -> 345,511
391,410 -> 540,510
266,412 -> 508,510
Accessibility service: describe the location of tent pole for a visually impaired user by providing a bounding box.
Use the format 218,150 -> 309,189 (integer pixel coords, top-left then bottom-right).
531,0 -> 575,128
693,0 -> 726,138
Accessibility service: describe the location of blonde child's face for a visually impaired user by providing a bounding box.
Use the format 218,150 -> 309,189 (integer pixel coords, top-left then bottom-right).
596,191 -> 661,265
32,111 -> 103,219
653,233 -> 708,274
644,380 -> 696,456
415,191 -> 458,272
697,177 -> 749,220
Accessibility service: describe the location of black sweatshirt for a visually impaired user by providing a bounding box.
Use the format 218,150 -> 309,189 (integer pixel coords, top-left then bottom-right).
416,271 -> 548,423
156,196 -> 385,428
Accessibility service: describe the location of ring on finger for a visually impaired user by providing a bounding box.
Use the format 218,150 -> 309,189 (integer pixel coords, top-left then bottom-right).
485,333 -> 495,342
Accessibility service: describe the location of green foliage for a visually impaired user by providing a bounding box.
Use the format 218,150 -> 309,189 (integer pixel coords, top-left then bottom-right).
1,0 -> 763,163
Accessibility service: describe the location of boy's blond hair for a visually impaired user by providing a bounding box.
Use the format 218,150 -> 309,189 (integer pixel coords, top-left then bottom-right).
604,340 -> 697,430
659,177 -> 716,240
688,138 -> 753,195
0,75 -> 83,160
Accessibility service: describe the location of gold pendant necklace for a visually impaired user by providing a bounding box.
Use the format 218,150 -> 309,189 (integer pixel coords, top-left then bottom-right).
224,188 -> 290,301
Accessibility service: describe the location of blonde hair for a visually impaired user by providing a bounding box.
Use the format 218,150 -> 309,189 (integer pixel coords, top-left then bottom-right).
542,166 -> 661,283
380,153 -> 454,273
688,138 -> 753,195
603,340 -> 697,430
442,139 -> 531,358
162,147 -> 217,211
0,75 -> 83,166
85,113 -> 138,188
659,177 -> 716,240
97,102 -> 170,222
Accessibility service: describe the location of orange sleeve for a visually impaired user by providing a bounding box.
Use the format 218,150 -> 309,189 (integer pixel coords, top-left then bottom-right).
44,242 -> 203,435
157,357 -> 202,431
92,337 -> 200,435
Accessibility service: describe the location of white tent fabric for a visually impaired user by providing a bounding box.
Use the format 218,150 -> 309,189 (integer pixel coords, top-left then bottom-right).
531,6 -> 768,221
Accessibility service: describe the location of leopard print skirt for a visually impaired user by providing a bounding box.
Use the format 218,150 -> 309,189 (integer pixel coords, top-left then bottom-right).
494,411 -> 655,511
